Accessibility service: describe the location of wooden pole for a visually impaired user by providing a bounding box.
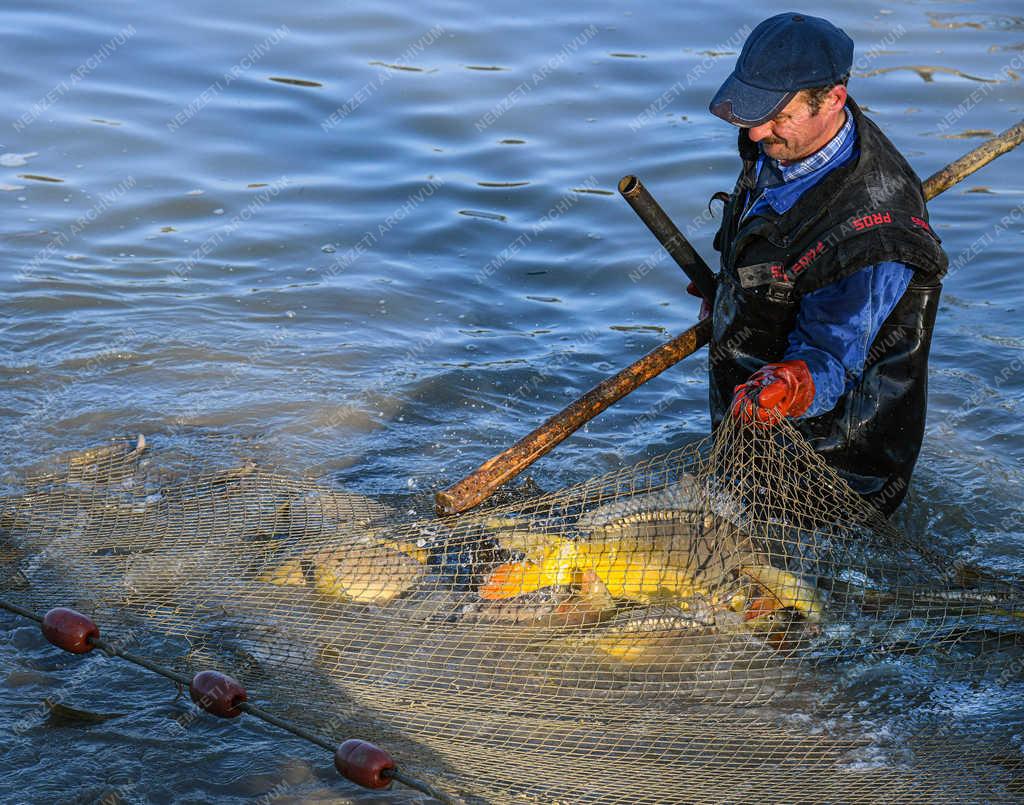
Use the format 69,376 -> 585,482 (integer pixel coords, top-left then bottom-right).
922,120 -> 1024,200
435,121 -> 1024,516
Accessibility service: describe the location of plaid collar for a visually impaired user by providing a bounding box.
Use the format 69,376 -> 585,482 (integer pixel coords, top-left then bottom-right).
772,107 -> 853,181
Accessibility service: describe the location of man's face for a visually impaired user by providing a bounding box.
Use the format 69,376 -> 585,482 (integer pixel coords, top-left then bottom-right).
746,87 -> 845,163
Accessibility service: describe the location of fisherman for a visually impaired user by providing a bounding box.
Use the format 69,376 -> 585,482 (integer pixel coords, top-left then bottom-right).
698,12 -> 947,516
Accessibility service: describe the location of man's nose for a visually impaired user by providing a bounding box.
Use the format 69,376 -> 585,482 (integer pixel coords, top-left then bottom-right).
747,121 -> 773,142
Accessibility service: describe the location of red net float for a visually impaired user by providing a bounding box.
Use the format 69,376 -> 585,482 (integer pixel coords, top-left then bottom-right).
189,670 -> 248,718
41,607 -> 99,654
334,739 -> 396,789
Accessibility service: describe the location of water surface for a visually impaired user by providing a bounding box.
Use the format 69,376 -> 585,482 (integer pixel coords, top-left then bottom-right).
1,0 -> 1023,801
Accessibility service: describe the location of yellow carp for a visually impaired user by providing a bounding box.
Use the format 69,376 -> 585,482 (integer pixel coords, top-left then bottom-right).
480,525 -> 757,606
260,539 -> 428,605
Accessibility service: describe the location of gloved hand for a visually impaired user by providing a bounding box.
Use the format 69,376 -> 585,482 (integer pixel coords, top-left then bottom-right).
731,360 -> 815,425
686,281 -> 711,320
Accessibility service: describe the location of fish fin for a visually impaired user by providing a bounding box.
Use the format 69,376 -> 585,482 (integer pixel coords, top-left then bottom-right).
479,561 -> 543,600
46,700 -> 124,723
129,433 -> 147,458
579,568 -> 615,609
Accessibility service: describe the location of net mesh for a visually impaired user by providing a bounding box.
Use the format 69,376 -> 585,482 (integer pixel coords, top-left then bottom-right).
2,419 -> 1023,803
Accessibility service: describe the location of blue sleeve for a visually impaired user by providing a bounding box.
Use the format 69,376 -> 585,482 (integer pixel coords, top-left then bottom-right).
784,261 -> 914,418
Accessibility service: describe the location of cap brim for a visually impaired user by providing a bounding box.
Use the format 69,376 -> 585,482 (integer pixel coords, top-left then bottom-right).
709,73 -> 796,127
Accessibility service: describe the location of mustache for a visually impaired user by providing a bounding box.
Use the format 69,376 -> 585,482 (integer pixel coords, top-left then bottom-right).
761,136 -> 788,147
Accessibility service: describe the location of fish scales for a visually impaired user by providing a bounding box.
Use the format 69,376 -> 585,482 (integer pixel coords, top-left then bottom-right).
576,478 -> 701,531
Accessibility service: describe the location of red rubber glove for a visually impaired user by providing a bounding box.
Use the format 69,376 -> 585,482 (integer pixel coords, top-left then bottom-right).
731,360 -> 815,425
686,281 -> 711,320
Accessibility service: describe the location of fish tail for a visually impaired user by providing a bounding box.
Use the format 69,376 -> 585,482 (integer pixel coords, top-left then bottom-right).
479,561 -> 541,600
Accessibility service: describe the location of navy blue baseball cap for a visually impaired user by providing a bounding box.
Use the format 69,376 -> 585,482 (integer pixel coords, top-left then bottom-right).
709,13 -> 853,126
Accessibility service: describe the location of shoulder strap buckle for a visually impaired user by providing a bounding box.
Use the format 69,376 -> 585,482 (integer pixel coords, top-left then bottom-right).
766,281 -> 795,304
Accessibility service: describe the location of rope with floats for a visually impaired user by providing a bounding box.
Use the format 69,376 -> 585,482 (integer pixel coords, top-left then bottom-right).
0,598 -> 455,804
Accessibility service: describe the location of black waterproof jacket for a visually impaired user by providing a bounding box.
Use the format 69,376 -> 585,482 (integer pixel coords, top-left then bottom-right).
709,97 -> 948,515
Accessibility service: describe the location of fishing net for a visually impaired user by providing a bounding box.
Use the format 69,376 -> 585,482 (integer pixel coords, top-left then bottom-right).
2,418 -> 1023,803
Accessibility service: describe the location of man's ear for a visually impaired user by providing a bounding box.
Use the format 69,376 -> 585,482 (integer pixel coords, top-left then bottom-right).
831,84 -> 848,112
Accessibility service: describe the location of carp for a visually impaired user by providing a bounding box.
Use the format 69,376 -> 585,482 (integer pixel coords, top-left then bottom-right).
580,566 -> 825,665
478,475 -> 757,605
478,520 -> 759,606
573,475 -> 704,533
259,536 -> 429,605
459,569 -> 618,628
582,604 -> 719,663
66,433 -> 147,470
582,602 -> 816,665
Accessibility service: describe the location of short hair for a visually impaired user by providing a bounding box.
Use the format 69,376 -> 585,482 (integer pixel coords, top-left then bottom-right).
802,76 -> 849,115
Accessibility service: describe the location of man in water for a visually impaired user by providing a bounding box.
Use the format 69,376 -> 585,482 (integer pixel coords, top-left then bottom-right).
701,13 -> 947,515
